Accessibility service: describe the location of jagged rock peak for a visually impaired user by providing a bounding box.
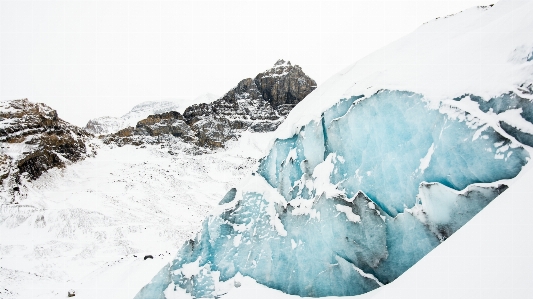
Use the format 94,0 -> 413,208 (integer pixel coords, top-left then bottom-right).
180,60 -> 316,147
274,59 -> 291,66
255,59 -> 316,109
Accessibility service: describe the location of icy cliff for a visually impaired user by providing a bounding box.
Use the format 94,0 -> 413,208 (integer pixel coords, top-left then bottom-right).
136,0 -> 533,298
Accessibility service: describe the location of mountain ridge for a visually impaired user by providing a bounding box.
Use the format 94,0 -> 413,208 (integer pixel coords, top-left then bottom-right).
104,59 -> 316,148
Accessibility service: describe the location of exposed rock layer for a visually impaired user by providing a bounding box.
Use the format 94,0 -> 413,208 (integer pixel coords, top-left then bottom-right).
0,99 -> 93,203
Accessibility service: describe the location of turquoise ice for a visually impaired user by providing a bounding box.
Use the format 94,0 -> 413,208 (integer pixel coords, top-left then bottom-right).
136,90 -> 530,298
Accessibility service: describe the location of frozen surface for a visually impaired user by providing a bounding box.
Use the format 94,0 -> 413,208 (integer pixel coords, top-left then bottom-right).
136,89 -> 528,298
154,161 -> 533,299
5,0 -> 533,298
260,90 -> 527,216
137,1 -> 533,297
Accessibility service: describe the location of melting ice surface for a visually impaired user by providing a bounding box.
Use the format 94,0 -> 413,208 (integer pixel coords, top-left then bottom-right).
136,90 -> 530,298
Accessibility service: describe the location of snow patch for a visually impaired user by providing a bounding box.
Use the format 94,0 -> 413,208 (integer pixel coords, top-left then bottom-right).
335,204 -> 361,223
418,143 -> 435,174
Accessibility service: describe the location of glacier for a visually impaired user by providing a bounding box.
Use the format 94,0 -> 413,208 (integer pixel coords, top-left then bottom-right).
135,90 -> 530,298
135,1 -> 533,297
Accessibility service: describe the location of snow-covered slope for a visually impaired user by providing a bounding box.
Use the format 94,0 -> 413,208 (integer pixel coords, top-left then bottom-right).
191,93 -> 218,107
0,134 -> 269,299
275,0 -> 533,143
85,94 -> 217,136
85,101 -> 182,135
136,1 -> 533,298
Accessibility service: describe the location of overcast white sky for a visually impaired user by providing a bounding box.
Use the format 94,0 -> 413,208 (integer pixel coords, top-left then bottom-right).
0,0 -> 496,126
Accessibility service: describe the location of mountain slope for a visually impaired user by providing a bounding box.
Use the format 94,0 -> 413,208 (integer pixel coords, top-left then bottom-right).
85,94 -> 218,136
106,60 -> 317,148
86,101 -> 186,136
136,1 -> 533,298
0,99 -> 94,203
0,132 -> 267,299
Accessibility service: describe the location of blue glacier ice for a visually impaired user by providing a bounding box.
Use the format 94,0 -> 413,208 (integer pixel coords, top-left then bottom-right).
135,90 -> 530,299
261,90 -> 525,216
452,92 -> 533,147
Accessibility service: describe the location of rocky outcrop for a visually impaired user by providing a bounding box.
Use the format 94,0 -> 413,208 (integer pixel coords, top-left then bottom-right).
254,59 -> 317,110
85,94 -> 219,136
0,99 -> 94,203
183,60 -> 316,145
84,101 -> 185,136
105,60 -> 316,149
104,111 -> 196,146
135,111 -> 195,141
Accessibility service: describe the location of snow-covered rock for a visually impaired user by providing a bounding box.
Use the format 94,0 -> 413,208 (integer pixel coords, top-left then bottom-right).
0,99 -> 94,203
105,60 -> 316,149
85,94 -> 218,136
85,101 -> 186,136
182,59 -> 316,147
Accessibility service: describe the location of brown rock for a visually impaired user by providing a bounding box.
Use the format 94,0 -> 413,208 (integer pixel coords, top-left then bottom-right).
0,99 -> 92,203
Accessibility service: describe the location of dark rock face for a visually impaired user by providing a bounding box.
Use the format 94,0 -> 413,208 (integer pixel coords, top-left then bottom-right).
104,59 -> 316,149
183,59 -> 316,147
0,99 -> 93,203
254,59 -> 317,109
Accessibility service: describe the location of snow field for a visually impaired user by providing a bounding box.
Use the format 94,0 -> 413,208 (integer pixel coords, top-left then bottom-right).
0,136 -> 264,299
